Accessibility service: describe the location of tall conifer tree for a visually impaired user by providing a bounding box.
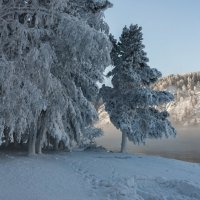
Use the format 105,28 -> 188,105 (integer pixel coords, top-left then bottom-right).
100,25 -> 176,152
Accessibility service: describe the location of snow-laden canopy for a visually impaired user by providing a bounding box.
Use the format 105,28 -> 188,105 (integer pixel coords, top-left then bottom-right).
0,0 -> 112,154
100,25 -> 176,149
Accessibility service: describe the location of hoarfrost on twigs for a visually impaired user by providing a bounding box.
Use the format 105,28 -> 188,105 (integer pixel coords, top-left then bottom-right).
0,0 -> 112,154
100,25 -> 176,152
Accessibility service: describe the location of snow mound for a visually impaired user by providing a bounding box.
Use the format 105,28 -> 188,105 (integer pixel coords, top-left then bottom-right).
136,177 -> 200,200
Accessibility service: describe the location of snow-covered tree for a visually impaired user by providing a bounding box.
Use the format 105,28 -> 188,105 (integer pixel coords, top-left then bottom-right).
0,0 -> 112,154
100,25 -> 176,152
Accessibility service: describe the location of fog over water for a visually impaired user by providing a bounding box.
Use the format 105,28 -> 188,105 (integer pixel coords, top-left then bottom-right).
96,124 -> 200,163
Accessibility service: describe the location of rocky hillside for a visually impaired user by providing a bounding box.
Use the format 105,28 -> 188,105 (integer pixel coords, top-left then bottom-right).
154,72 -> 200,126
98,72 -> 200,127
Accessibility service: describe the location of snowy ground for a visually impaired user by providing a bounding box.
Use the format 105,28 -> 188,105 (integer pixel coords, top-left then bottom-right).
0,150 -> 200,200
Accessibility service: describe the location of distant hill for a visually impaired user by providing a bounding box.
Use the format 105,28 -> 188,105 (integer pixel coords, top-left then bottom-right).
154,72 -> 200,126
97,72 -> 200,127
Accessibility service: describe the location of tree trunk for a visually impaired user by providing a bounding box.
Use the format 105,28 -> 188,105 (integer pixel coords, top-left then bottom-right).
4,127 -> 10,147
36,127 -> 46,154
28,122 -> 37,155
121,133 -> 127,153
5,134 -> 9,147
13,132 -> 18,149
36,110 -> 46,154
54,138 -> 59,151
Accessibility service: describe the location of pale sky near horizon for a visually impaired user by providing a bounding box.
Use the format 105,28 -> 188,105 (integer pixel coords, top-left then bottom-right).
104,0 -> 200,77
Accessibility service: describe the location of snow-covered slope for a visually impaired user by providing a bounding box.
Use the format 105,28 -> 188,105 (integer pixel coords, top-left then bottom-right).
98,72 -> 200,127
97,104 -> 112,126
0,151 -> 200,200
154,72 -> 200,126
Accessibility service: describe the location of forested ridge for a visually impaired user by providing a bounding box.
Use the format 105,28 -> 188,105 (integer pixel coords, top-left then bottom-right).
154,72 -> 200,126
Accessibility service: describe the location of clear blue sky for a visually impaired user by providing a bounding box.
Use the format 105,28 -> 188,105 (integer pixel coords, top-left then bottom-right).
105,0 -> 200,76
